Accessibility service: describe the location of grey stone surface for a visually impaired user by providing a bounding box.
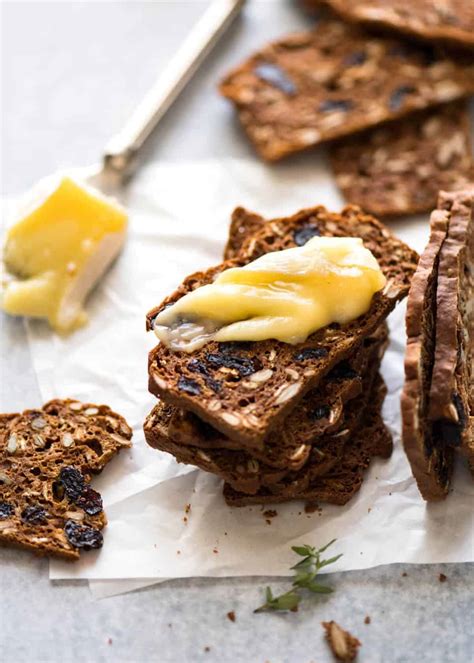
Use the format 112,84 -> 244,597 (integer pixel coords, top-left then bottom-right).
1,2 -> 473,662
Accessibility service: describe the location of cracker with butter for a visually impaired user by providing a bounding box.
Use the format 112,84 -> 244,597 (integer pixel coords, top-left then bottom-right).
143,205 -> 416,507
0,399 -> 132,560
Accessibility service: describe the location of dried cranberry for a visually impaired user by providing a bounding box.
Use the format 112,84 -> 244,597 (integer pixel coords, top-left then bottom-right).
293,225 -> 321,246
21,505 -> 47,525
59,466 -> 85,500
319,99 -> 353,113
64,520 -> 103,550
293,347 -> 328,362
206,353 -> 260,377
0,502 -> 14,519
344,51 -> 367,67
178,377 -> 201,395
254,63 -> 296,95
311,405 -> 331,420
388,86 -> 416,111
327,362 -> 358,380
75,486 -> 103,516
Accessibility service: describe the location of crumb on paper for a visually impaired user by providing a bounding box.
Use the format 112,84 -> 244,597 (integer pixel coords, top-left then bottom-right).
402,572 -> 408,577
204,646 -> 211,653
107,638 -> 112,646
322,620 -> 361,662
177,550 -> 181,555
184,503 -> 191,514
213,547 -> 219,554
364,616 -> 371,625
227,611 -> 236,622
263,509 -> 277,519
304,502 -> 321,514
439,573 -> 447,582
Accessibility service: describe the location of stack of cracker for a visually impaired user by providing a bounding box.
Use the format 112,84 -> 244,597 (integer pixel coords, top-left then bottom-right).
144,205 -> 418,506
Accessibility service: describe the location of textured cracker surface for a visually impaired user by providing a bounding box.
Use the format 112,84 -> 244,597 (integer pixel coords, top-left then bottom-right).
312,1 -> 474,50
330,102 -> 473,217
0,399 -> 132,560
219,18 -> 474,161
223,373 -> 392,506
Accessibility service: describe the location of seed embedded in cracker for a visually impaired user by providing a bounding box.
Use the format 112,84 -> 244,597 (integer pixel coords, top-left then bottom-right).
0,399 -> 132,560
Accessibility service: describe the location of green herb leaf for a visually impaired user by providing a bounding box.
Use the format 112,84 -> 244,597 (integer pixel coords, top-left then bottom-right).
254,588 -> 300,613
255,540 -> 342,614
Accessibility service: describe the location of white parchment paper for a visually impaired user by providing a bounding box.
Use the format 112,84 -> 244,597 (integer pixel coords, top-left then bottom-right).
19,158 -> 474,592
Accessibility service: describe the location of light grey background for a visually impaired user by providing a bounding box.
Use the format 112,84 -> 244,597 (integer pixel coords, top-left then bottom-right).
1,2 -> 473,662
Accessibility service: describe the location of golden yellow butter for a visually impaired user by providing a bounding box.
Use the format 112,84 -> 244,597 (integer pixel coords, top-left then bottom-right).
1,176 -> 127,333
153,236 -> 386,352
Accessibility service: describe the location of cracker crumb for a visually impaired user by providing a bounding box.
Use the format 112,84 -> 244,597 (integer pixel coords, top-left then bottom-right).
176,550 -> 181,555
263,509 -> 277,519
402,572 -> 408,577
322,620 -> 361,662
213,547 -> 219,554
227,611 -> 236,622
204,646 -> 211,652
439,573 -> 447,583
364,616 -> 371,625
304,502 -> 320,514
184,503 -> 191,514
107,638 -> 113,645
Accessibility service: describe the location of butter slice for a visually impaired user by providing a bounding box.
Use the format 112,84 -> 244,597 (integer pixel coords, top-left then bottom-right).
153,236 -> 386,352
1,176 -> 127,333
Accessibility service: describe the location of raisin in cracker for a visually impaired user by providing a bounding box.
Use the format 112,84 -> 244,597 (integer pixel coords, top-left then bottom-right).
0,399 -> 132,560
219,19 -> 474,161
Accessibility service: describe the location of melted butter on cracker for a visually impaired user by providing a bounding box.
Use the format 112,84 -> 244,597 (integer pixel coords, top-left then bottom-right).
153,236 -> 386,352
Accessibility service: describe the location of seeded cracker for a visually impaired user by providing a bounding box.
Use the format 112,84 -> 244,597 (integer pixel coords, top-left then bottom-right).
311,1 -> 474,51
219,18 -> 474,161
144,328 -> 387,494
147,205 -> 418,448
153,327 -> 387,466
429,188 -> 474,466
330,102 -> 473,218
0,399 -> 132,560
222,373 -> 392,506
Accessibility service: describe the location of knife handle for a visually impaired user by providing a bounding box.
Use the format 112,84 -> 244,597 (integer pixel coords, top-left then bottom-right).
103,0 -> 246,181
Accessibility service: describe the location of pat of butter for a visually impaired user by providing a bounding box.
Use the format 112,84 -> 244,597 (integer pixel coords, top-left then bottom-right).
1,176 -> 127,333
153,236 -> 386,352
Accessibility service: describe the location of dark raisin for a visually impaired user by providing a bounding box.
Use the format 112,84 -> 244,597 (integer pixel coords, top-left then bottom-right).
319,99 -> 353,112
327,362 -> 358,380
75,486 -> 103,516
188,359 -> 210,377
435,420 -> 461,446
188,359 -> 222,393
64,520 -> 103,550
178,377 -> 201,395
311,405 -> 331,420
254,63 -> 296,95
293,347 -> 328,361
293,225 -> 321,247
206,353 -> 260,377
21,505 -> 48,525
0,502 -> 14,519
343,51 -> 367,67
59,466 -> 85,500
388,86 -> 416,111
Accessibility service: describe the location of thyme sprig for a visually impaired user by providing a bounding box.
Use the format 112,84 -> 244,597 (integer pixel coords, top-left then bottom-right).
254,539 -> 342,613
